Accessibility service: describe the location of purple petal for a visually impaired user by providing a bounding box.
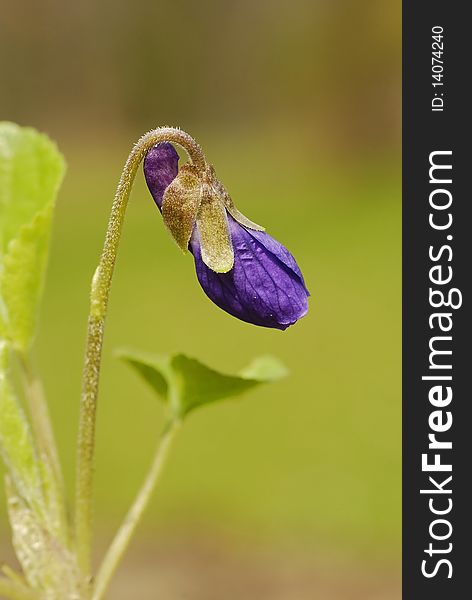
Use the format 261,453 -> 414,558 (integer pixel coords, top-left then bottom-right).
246,227 -> 308,290
190,215 -> 309,330
143,142 -> 179,210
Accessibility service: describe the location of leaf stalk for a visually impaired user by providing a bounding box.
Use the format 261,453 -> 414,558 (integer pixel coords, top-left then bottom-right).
91,419 -> 180,600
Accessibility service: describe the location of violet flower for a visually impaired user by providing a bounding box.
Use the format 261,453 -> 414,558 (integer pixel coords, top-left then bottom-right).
144,142 -> 309,330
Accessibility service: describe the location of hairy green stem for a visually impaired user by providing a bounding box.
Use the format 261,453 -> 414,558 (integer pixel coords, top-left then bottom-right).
92,420 -> 180,600
74,128 -> 205,581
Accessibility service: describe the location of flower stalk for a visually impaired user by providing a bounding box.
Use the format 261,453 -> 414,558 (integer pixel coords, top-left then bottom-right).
74,128 -> 206,581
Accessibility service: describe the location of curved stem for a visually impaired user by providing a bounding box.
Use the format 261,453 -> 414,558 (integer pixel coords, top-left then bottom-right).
74,128 -> 205,580
92,420 -> 180,600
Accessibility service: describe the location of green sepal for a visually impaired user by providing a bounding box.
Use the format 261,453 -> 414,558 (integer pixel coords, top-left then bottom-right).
196,184 -> 234,273
162,164 -> 201,252
116,348 -> 288,420
208,165 -> 265,232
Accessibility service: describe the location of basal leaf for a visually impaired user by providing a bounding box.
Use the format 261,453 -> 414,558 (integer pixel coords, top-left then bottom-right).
5,476 -> 81,598
0,342 -> 44,517
0,122 -> 65,353
117,348 -> 287,419
1,210 -> 53,353
0,570 -> 36,600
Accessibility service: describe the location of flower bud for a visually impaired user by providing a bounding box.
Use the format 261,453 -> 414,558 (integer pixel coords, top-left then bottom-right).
144,142 -> 309,329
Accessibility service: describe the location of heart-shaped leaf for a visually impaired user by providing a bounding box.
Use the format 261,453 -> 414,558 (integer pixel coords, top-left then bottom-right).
0,122 -> 65,353
116,348 -> 287,419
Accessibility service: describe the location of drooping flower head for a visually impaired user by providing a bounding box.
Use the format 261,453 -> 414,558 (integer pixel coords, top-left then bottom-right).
144,143 -> 309,330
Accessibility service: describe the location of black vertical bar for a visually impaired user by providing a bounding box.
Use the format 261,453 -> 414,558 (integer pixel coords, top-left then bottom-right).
403,2 -> 470,598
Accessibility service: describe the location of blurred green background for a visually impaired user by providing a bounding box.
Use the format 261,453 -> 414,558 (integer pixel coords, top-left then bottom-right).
1,0 -> 400,598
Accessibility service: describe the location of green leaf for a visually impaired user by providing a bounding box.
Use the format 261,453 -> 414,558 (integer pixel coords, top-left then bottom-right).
0,571 -> 37,600
5,476 -> 80,597
0,122 -> 65,353
0,342 -> 44,517
1,345 -> 78,594
239,355 -> 289,380
117,348 -> 288,419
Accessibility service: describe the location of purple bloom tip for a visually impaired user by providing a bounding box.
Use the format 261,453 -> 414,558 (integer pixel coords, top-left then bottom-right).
191,216 -> 309,330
